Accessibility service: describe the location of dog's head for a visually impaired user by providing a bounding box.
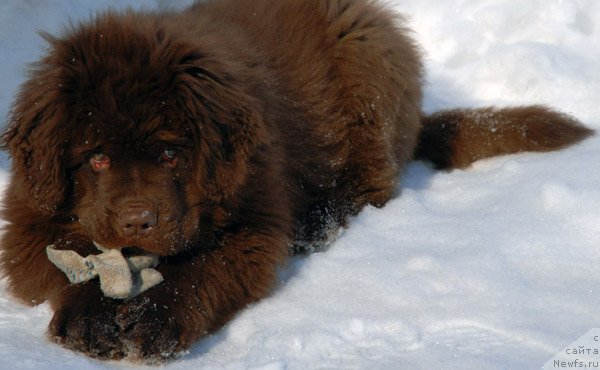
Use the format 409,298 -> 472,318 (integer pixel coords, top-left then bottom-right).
2,12 -> 268,255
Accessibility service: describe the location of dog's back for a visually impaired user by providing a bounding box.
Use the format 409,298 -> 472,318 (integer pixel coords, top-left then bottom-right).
190,0 -> 592,251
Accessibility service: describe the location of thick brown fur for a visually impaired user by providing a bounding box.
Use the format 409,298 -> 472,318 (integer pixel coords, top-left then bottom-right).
415,106 -> 593,169
0,0 -> 592,363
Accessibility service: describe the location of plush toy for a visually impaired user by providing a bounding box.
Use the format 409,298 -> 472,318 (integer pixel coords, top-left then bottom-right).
46,243 -> 164,300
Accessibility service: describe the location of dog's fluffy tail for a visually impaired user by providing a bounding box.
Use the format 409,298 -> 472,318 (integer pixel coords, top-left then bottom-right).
414,106 -> 594,169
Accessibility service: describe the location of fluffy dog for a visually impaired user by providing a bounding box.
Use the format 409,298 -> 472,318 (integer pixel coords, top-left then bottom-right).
0,0 -> 592,362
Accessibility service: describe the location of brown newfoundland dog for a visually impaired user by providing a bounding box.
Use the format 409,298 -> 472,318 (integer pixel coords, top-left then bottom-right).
0,0 -> 592,363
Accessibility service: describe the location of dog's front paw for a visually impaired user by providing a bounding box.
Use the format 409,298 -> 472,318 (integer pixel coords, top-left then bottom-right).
48,284 -> 123,359
116,294 -> 195,363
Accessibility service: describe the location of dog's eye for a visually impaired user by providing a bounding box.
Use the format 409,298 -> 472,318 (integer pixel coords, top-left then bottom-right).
90,153 -> 110,171
160,149 -> 178,168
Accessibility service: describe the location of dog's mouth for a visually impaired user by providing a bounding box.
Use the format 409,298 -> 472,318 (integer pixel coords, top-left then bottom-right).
121,246 -> 149,258
93,241 -> 157,258
95,236 -> 187,257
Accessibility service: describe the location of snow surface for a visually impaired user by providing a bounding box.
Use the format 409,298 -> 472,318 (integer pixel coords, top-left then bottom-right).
1,0 -> 600,369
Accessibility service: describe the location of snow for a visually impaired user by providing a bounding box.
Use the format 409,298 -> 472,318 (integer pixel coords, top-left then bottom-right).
1,0 -> 599,369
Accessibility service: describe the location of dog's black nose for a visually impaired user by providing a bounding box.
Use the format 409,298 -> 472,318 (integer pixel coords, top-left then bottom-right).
117,205 -> 157,238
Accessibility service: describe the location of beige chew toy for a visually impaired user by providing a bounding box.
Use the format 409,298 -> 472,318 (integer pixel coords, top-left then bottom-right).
46,242 -> 164,300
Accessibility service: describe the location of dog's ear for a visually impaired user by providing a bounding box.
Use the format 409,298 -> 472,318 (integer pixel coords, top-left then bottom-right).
178,58 -> 269,202
2,63 -> 69,216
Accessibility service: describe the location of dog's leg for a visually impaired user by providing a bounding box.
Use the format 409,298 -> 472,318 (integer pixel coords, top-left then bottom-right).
0,223 -> 126,358
319,1 -> 423,218
0,223 -> 97,305
116,230 -> 287,362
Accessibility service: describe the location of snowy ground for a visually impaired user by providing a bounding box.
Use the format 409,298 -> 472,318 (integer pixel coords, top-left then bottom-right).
1,0 -> 599,369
